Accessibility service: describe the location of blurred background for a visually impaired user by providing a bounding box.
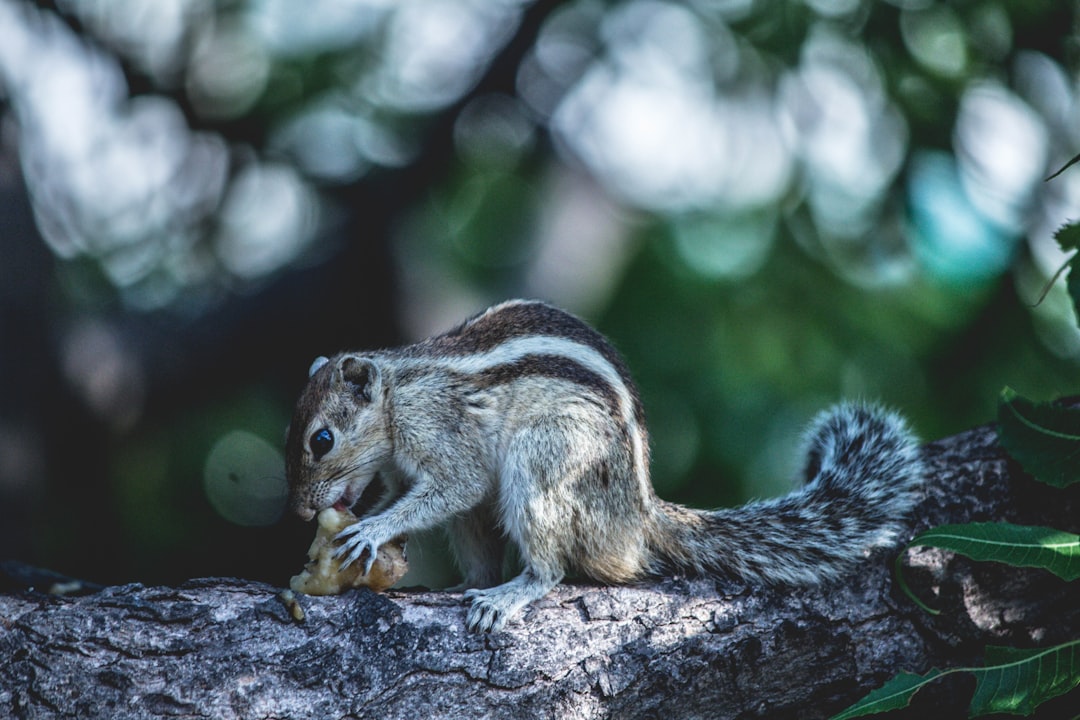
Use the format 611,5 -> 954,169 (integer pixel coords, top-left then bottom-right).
1,0 -> 1078,590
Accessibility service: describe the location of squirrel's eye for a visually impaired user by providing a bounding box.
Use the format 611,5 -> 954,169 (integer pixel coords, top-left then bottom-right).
309,427 -> 334,460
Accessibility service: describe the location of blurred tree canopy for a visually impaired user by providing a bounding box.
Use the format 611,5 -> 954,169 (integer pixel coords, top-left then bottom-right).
0,0 -> 1078,588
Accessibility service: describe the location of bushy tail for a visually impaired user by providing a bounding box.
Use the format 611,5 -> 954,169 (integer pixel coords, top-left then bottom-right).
646,402 -> 924,586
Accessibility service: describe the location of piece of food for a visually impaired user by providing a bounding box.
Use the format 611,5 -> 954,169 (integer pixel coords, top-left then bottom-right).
278,588 -> 305,621
289,507 -> 408,595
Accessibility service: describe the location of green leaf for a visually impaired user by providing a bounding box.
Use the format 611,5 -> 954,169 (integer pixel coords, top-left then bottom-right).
970,642 -> 1080,716
1046,152 -> 1080,181
1068,263 -> 1080,328
998,388 -> 1080,489
1053,221 -> 1080,253
831,639 -> 1080,720
1045,222 -> 1080,323
906,522 -> 1080,581
829,670 -> 943,720
894,550 -> 941,615
1032,223 -> 1080,315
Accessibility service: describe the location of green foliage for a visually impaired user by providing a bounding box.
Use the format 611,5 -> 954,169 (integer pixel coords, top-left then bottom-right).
829,671 -> 943,720
829,640 -> 1080,720
894,520 -> 1080,617
1055,221 -> 1080,253
1035,156 -> 1080,320
1031,222 -> 1080,313
895,522 -> 1080,614
836,385 -> 1080,718
905,523 -> 1080,581
1044,153 -> 1080,182
998,388 -> 1080,489
971,644 -> 1080,716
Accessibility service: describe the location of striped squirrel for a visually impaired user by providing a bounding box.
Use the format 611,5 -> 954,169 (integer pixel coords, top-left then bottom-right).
285,299 -> 924,632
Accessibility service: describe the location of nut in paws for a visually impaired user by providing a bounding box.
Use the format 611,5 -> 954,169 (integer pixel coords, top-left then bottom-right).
334,522 -> 384,575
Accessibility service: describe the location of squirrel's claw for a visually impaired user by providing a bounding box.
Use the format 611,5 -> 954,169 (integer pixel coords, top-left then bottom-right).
334,526 -> 379,575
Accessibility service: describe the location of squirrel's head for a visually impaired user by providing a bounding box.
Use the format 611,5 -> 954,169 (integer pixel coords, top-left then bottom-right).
285,354 -> 391,521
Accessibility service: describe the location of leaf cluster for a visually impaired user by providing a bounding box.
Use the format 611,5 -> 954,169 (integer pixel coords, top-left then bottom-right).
1035,154 -> 1080,316
832,392 -> 1080,719
831,150 -> 1080,720
833,390 -> 1080,717
831,641 -> 1080,720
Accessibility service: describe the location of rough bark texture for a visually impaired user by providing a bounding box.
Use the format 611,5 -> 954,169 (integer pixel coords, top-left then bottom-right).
2,423 -> 1078,719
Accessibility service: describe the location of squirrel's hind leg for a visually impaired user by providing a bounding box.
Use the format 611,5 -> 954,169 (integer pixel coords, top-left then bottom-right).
463,567 -> 560,632
462,420 -> 597,631
445,503 -> 506,591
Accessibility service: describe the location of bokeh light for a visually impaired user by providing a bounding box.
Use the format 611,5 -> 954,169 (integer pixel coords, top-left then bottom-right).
203,430 -> 287,527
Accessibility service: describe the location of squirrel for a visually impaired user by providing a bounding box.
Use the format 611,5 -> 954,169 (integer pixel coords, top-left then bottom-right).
285,299 -> 924,632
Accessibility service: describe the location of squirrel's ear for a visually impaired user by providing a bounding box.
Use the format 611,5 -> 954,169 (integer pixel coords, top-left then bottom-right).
336,355 -> 380,403
308,356 -> 330,377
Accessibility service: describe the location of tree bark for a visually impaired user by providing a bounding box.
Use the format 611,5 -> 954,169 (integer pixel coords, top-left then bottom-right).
2,422 -> 1078,720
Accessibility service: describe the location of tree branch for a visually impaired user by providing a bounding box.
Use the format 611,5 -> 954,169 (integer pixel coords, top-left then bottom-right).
2,422 -> 1078,719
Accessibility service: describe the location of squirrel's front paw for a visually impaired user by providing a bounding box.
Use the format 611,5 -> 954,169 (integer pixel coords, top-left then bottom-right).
334,522 -> 381,575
